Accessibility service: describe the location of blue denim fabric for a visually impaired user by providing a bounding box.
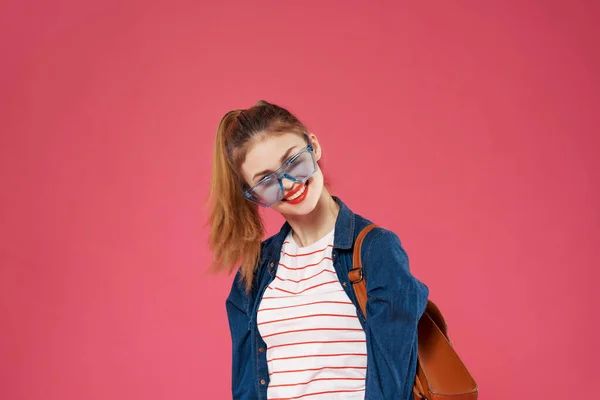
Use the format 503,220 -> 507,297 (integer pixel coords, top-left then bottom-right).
225,196 -> 430,400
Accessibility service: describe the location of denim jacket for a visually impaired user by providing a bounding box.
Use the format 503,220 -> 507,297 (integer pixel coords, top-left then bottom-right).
225,196 -> 429,400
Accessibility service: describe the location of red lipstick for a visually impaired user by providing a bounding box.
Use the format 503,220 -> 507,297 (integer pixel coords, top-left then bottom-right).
283,181 -> 309,205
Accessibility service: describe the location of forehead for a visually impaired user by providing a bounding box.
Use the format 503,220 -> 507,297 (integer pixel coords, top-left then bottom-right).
240,132 -> 305,181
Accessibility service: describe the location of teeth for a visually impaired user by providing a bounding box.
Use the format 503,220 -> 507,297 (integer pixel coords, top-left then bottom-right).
286,183 -> 307,201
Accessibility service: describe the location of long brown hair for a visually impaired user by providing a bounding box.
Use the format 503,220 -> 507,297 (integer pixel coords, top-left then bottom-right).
207,100 -> 311,293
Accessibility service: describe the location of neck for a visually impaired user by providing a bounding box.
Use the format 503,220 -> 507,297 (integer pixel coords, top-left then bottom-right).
283,188 -> 340,248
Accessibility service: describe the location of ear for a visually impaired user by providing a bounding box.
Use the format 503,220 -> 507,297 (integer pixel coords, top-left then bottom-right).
307,132 -> 322,162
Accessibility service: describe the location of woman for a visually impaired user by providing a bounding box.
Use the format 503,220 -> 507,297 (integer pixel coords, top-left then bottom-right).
208,100 -> 429,400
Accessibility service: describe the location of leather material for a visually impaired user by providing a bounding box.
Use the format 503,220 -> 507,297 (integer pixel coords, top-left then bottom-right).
351,224 -> 478,400
349,223 -> 377,318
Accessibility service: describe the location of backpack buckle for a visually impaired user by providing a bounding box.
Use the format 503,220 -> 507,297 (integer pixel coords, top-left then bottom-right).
348,267 -> 364,284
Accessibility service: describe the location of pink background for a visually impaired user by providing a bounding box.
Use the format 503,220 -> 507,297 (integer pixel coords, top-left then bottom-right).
1,1 -> 598,399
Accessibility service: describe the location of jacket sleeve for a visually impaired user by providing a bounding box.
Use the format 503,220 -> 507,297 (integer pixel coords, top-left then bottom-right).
365,229 -> 429,400
225,269 -> 255,400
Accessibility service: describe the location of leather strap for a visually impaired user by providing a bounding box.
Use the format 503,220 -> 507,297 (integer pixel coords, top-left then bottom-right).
348,223 -> 378,318
348,224 -> 478,400
350,224 -> 478,400
350,224 -> 428,400
413,374 -> 425,399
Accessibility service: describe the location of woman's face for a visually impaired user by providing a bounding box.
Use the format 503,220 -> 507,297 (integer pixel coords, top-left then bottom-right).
240,132 -> 324,216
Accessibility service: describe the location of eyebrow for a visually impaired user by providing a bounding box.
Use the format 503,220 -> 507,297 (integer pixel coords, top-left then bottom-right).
252,145 -> 299,182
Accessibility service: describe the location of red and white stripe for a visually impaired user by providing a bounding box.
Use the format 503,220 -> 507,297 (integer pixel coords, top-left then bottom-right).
257,229 -> 367,399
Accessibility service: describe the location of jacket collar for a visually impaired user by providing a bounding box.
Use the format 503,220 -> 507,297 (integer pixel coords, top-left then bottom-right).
263,196 -> 355,262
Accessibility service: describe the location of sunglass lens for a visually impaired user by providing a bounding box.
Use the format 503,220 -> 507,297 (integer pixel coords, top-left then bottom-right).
285,151 -> 315,181
252,177 -> 282,206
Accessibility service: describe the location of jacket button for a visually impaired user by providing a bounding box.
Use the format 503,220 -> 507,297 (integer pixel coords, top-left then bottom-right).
342,282 -> 347,287
270,262 -> 274,267
259,347 -> 265,353
260,379 -> 266,385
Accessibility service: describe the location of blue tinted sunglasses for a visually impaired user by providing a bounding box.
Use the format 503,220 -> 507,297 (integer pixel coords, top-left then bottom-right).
242,138 -> 318,207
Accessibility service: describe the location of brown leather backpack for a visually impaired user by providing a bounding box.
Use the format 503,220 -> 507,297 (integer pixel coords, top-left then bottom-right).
349,224 -> 478,400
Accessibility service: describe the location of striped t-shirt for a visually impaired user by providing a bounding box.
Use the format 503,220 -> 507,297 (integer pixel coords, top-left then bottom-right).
257,228 -> 367,400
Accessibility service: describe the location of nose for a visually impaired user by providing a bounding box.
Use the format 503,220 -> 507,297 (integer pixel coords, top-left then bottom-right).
281,176 -> 296,191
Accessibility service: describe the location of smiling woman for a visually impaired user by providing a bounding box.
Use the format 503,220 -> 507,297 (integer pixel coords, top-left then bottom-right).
208,101 -> 331,292
242,134 -> 319,207
207,100 -> 429,400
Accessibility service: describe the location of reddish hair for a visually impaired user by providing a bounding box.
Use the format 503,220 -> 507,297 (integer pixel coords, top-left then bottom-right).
207,100 -> 313,293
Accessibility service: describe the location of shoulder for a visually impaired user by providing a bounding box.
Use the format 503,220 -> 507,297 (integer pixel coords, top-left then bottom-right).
258,233 -> 278,266
351,213 -> 409,277
353,212 -> 403,249
227,237 -> 273,307
261,234 -> 278,252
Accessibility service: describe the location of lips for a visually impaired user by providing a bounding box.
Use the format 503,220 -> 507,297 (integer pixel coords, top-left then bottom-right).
282,180 -> 309,203
283,182 -> 306,200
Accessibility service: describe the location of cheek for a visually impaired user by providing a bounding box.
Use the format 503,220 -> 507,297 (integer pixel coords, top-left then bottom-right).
309,172 -> 323,194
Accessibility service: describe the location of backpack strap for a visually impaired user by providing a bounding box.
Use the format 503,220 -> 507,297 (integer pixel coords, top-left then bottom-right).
348,223 -> 378,318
